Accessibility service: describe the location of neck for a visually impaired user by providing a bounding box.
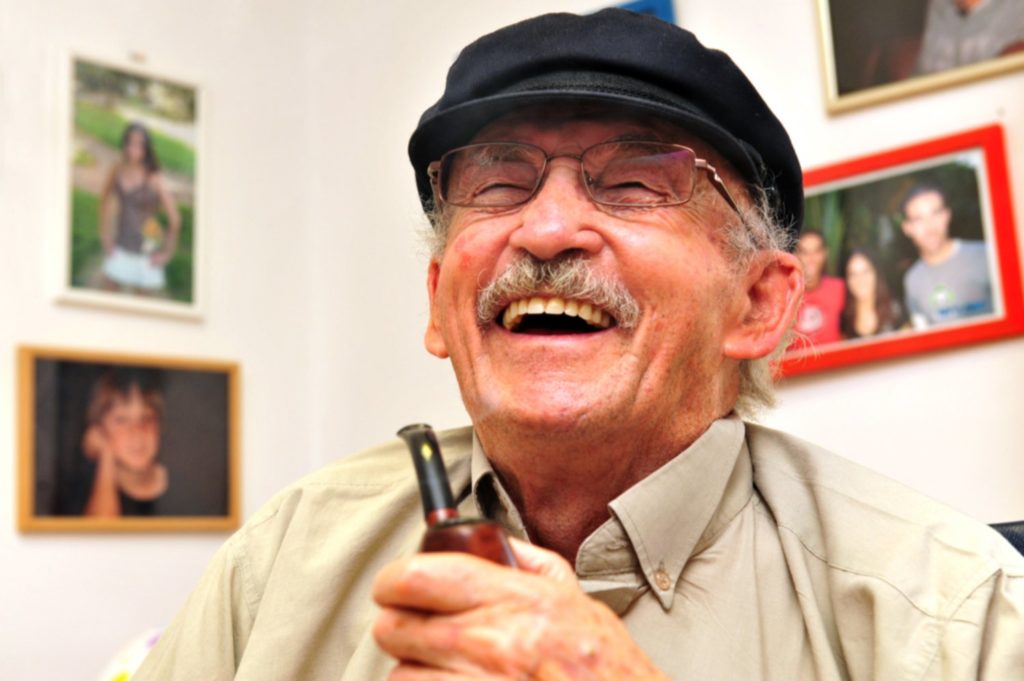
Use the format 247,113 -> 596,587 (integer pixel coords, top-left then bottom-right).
922,239 -> 956,266
122,160 -> 147,175
855,297 -> 874,312
117,463 -> 167,501
476,402 -> 726,562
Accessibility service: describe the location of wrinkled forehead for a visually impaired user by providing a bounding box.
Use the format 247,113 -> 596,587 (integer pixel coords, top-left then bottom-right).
468,102 -> 739,175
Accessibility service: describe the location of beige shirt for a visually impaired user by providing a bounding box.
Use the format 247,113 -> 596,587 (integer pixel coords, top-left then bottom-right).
135,418 -> 1024,680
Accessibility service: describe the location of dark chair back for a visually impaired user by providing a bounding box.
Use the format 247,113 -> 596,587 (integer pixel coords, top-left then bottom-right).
991,521 -> 1024,556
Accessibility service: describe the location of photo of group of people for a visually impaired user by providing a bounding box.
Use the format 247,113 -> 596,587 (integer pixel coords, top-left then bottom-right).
787,149 -> 998,356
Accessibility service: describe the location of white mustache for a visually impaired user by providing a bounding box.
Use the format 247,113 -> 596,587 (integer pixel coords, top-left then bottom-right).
476,254 -> 640,329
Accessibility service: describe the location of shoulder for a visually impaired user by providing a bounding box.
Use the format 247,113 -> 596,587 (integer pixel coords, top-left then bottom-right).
746,423 -> 1022,610
234,425 -> 475,548
903,259 -> 927,286
216,426 -> 475,611
957,239 -> 989,260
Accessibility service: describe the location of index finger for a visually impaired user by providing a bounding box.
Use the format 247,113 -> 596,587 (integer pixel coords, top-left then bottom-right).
372,552 -> 542,613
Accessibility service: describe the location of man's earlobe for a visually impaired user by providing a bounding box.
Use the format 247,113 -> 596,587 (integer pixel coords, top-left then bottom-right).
722,251 -> 804,360
424,260 -> 450,358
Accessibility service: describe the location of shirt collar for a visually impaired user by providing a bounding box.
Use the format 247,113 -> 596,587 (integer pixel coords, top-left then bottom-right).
604,416 -> 751,609
468,417 -> 751,611
469,432 -> 529,540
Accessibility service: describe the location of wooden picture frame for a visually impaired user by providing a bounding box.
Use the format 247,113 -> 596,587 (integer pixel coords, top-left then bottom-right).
780,124 -> 1023,377
57,52 -> 206,319
17,346 -> 240,532
816,0 -> 1024,113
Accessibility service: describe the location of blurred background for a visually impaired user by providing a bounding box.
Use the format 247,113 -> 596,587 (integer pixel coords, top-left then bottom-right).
1,1 -> 1022,677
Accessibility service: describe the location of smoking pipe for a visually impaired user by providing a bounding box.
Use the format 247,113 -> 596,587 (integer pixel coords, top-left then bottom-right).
397,423 -> 517,567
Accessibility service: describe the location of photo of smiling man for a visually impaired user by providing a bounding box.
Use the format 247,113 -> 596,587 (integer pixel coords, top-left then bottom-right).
901,183 -> 994,328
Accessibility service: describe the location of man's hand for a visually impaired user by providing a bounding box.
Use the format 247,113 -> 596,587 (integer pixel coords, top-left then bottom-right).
372,539 -> 668,680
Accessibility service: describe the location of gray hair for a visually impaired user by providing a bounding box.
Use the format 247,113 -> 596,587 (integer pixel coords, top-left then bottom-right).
723,188 -> 796,417
422,188 -> 795,418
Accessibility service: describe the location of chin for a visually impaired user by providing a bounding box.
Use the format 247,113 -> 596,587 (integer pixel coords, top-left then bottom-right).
473,388 -> 614,435
120,456 -> 158,472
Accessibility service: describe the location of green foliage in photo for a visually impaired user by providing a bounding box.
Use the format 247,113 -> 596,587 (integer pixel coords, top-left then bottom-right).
74,101 -> 195,178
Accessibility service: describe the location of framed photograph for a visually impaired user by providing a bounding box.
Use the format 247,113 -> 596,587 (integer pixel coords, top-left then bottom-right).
17,346 -> 240,532
59,53 -> 204,318
816,0 -> 1024,113
780,124 -> 1023,377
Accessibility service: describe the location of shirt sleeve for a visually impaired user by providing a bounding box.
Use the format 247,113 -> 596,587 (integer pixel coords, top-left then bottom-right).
132,535 -> 255,680
924,567 -> 1024,679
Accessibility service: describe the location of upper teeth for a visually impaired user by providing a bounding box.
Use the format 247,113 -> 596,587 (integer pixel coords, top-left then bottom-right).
501,296 -> 612,331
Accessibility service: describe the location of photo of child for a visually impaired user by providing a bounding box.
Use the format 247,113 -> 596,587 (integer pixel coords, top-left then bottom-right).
19,348 -> 238,531
76,368 -> 168,517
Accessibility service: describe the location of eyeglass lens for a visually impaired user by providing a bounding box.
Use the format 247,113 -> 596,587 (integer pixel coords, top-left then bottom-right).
439,142 -> 700,208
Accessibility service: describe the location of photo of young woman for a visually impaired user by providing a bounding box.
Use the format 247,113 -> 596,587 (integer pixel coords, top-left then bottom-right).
67,57 -> 198,312
98,123 -> 181,295
840,247 -> 909,339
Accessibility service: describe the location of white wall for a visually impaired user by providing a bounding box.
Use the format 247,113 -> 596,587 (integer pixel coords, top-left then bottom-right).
3,0 -> 1023,678
0,1 -> 320,679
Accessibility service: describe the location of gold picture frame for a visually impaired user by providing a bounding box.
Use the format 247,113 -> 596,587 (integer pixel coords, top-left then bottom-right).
17,346 -> 240,532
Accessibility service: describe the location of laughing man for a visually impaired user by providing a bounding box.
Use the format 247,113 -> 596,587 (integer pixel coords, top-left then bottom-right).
136,10 -> 1023,680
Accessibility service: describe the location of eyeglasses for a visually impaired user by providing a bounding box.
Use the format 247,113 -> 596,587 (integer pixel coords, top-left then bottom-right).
427,140 -> 744,217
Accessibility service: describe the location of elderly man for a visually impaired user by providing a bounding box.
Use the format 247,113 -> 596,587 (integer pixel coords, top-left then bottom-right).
135,10 -> 1023,680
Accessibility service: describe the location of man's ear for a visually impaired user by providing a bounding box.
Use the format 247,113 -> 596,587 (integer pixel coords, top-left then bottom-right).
424,259 -> 449,359
722,250 -> 804,360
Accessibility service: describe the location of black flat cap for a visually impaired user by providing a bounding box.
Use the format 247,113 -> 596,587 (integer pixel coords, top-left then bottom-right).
408,9 -> 803,239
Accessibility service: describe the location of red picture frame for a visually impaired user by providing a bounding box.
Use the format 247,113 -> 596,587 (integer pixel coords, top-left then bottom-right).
780,124 -> 1023,377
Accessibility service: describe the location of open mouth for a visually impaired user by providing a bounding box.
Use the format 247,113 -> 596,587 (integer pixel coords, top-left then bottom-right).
499,296 -> 614,334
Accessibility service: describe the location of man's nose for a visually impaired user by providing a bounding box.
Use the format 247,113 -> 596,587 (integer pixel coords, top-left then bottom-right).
507,162 -> 604,261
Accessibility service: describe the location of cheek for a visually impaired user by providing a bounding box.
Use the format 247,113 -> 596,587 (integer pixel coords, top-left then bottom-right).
103,422 -> 127,441
450,238 -> 476,272
440,223 -> 513,298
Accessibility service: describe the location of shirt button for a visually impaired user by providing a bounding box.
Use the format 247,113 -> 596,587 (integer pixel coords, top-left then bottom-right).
654,568 -> 672,591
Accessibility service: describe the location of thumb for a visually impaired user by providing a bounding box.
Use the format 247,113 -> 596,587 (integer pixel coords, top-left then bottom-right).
508,538 -> 576,583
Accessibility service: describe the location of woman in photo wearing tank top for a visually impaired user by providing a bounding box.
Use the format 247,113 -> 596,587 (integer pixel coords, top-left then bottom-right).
98,123 -> 180,295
